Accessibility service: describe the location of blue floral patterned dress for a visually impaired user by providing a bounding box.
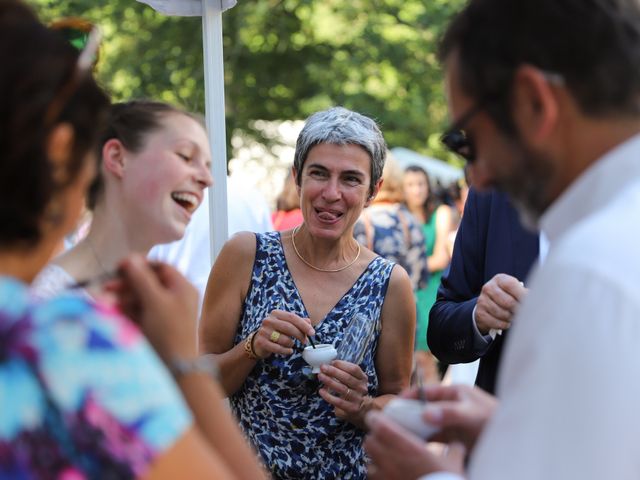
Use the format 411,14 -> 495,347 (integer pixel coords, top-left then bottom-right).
0,275 -> 191,479
230,232 -> 395,479
353,203 -> 429,292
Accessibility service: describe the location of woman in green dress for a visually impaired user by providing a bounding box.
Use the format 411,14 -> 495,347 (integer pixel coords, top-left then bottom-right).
403,165 -> 454,380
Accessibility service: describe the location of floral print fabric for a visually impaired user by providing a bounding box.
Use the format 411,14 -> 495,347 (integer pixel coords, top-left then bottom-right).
231,232 -> 394,479
0,275 -> 191,479
353,203 -> 429,292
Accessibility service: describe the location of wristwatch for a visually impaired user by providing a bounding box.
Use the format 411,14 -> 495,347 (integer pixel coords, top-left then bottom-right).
169,355 -> 220,381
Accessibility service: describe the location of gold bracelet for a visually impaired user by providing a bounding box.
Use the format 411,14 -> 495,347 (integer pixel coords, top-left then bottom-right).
243,329 -> 260,360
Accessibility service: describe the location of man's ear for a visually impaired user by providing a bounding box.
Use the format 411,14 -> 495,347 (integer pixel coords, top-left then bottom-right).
365,178 -> 383,207
47,123 -> 75,184
101,138 -> 126,179
511,65 -> 559,146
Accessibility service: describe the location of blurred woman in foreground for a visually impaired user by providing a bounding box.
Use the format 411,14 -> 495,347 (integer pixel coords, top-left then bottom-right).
0,2 -> 264,478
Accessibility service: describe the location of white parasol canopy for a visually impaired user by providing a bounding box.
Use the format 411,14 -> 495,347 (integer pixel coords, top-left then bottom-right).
136,0 -> 236,262
391,147 -> 464,185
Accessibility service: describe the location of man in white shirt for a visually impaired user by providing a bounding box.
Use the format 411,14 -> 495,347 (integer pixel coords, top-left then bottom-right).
364,1 -> 640,479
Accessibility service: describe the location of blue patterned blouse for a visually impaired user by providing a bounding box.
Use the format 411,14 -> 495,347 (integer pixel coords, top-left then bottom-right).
0,275 -> 192,479
230,232 -> 395,479
353,203 -> 429,292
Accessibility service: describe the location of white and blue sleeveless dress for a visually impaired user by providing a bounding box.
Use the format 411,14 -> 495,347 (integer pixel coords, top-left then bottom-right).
230,232 -> 395,479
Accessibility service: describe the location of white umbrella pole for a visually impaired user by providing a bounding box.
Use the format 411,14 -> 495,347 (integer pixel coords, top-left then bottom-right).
202,0 -> 228,263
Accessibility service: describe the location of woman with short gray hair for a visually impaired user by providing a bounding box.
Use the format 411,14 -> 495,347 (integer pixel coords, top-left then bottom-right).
293,106 -> 387,196
200,106 -> 415,478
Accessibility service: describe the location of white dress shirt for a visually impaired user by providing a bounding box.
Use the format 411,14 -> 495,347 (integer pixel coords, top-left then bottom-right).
421,133 -> 640,480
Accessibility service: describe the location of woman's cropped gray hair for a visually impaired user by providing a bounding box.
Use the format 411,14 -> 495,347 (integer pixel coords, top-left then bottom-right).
293,107 -> 387,195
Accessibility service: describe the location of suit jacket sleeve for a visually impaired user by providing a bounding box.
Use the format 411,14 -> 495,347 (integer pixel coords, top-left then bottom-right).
427,189 -> 489,363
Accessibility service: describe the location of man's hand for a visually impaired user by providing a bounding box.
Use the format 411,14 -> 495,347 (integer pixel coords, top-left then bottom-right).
416,384 -> 498,452
365,411 -> 466,480
475,273 -> 527,335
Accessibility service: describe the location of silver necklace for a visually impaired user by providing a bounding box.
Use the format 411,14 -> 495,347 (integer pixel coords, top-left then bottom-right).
291,225 -> 361,273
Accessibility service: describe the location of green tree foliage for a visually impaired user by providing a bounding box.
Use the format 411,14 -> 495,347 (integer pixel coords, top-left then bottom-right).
31,0 -> 204,108
29,0 -> 464,163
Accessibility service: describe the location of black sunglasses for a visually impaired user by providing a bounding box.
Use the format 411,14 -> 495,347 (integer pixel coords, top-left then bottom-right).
440,70 -> 565,163
440,102 -> 486,163
44,22 -> 101,127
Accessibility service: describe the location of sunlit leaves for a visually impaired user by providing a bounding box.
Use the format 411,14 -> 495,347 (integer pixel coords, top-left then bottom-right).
29,0 -> 466,163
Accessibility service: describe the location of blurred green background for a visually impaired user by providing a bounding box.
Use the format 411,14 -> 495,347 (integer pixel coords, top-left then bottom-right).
30,0 -> 464,166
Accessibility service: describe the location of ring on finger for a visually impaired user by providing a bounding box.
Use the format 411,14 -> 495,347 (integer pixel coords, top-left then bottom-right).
270,330 -> 281,343
344,387 -> 351,400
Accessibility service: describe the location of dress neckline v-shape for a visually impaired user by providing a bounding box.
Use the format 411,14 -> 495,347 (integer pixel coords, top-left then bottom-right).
277,232 -> 379,328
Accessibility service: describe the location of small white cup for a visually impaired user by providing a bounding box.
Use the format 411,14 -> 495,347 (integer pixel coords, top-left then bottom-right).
302,344 -> 337,373
382,398 -> 439,440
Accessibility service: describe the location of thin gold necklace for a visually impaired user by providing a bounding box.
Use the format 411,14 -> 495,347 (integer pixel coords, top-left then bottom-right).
291,225 -> 361,273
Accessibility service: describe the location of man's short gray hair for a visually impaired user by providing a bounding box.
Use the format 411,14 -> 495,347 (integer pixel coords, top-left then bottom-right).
293,106 -> 387,195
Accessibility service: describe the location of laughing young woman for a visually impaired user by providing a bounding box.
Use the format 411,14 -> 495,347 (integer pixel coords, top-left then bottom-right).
32,100 -> 212,299
200,107 -> 416,479
0,2 -> 266,478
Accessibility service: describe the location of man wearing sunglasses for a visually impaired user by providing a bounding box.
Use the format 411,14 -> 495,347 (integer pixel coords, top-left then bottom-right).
365,0 -> 640,479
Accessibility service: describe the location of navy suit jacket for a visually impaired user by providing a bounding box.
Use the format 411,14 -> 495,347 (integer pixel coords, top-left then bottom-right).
428,189 -> 539,394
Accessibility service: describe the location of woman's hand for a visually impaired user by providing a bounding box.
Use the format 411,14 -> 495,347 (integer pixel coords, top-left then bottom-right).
318,360 -> 369,422
252,310 -> 315,359
108,254 -> 199,362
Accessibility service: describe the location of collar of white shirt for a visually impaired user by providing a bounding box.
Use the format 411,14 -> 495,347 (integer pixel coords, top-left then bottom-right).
540,133 -> 640,244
